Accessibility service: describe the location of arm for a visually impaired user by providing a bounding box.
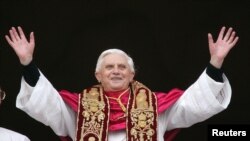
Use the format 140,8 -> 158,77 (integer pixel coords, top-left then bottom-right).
160,27 -> 239,130
16,71 -> 76,139
5,26 -> 76,139
162,70 -> 231,131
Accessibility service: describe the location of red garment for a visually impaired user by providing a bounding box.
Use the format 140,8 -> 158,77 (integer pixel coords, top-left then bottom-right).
59,88 -> 183,141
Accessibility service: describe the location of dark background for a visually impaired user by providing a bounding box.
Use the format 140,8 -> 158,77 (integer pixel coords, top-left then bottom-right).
0,0 -> 249,140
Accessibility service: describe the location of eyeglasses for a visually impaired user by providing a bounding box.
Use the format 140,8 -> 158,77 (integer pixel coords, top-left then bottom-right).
0,88 -> 6,101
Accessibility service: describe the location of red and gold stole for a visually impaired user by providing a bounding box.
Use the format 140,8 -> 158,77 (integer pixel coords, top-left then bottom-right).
127,81 -> 158,141
76,81 -> 158,141
75,86 -> 109,141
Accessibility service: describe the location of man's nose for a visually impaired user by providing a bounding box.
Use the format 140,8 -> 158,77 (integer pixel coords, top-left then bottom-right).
112,67 -> 120,74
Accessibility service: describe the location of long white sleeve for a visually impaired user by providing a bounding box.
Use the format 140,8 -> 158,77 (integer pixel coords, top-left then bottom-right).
0,127 -> 30,141
160,69 -> 231,131
16,72 -> 76,139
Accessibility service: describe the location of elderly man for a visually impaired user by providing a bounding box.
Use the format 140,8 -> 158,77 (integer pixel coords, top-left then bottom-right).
5,26 -> 238,141
0,87 -> 30,141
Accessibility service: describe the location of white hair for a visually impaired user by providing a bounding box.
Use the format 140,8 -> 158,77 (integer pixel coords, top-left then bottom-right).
95,49 -> 135,73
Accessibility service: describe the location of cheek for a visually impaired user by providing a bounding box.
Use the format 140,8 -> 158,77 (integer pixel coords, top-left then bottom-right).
104,72 -> 111,77
102,72 -> 112,80
127,73 -> 134,81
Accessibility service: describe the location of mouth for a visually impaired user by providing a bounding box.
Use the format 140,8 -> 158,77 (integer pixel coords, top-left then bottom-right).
111,77 -> 122,82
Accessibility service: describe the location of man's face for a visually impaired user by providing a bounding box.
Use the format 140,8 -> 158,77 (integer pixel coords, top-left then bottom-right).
95,53 -> 135,92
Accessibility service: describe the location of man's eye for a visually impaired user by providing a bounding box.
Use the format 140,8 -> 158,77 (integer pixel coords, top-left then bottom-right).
119,65 -> 126,69
106,65 -> 113,69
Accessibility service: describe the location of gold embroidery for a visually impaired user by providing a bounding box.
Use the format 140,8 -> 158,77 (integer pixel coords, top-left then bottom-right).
130,110 -> 155,141
129,85 -> 156,141
136,89 -> 149,109
88,137 -> 96,141
79,87 -> 106,141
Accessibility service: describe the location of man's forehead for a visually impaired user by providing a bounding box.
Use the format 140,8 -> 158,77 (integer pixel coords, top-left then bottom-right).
103,61 -> 128,65
103,54 -> 127,63
104,53 -> 126,59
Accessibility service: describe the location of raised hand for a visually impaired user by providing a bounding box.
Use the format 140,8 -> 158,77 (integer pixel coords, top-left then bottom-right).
5,26 -> 35,65
208,26 -> 239,69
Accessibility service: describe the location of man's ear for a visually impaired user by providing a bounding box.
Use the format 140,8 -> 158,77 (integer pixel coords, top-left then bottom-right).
95,72 -> 101,83
130,72 -> 135,82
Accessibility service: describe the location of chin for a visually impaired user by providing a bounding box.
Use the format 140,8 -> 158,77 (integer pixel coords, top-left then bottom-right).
109,85 -> 125,91
111,86 -> 123,90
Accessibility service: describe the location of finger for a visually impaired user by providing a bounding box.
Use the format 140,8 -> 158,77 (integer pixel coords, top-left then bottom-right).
223,27 -> 233,41
5,35 -> 15,47
12,27 -> 21,40
230,36 -> 239,48
227,31 -> 236,43
5,35 -> 20,55
218,26 -> 226,41
9,29 -> 17,42
208,33 -> 214,48
18,26 -> 26,40
29,32 -> 35,46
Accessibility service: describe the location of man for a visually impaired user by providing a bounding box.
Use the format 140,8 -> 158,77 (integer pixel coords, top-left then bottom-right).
5,26 -> 238,141
0,87 -> 30,141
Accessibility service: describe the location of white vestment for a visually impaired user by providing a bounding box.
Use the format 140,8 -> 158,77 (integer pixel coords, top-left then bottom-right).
16,69 -> 231,141
0,127 -> 30,141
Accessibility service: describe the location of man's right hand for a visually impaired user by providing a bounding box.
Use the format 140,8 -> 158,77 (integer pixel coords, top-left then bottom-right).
5,26 -> 35,66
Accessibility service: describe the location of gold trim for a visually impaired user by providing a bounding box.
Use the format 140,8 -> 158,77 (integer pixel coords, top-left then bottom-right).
128,81 -> 158,141
76,86 -> 109,141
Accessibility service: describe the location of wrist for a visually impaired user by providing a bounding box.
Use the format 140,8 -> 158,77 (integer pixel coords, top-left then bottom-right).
20,57 -> 33,66
210,56 -> 224,69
